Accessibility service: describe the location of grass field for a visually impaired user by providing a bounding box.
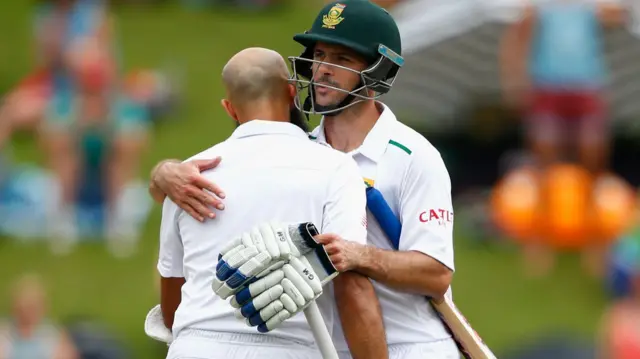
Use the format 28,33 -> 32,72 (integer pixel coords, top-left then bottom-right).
0,1 -> 608,358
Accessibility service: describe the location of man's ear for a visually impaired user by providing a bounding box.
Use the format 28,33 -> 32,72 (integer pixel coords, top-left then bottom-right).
221,99 -> 238,122
287,83 -> 297,105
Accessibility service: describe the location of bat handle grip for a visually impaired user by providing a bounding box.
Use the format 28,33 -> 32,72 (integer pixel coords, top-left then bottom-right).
304,301 -> 339,359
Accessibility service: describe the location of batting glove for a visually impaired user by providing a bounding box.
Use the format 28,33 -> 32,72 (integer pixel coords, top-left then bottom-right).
212,222 -> 321,299
230,256 -> 323,333
144,304 -> 172,344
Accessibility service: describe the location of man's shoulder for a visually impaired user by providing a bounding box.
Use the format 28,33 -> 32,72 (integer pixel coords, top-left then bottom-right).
384,119 -> 451,189
299,139 -> 354,168
386,119 -> 443,163
183,136 -> 349,173
183,142 -> 228,163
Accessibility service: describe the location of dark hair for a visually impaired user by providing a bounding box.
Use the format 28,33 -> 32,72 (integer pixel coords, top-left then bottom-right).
289,106 -> 309,133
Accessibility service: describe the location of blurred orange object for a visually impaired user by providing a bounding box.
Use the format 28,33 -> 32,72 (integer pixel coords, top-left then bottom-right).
490,166 -> 541,242
541,164 -> 592,249
491,163 -> 638,250
591,173 -> 637,243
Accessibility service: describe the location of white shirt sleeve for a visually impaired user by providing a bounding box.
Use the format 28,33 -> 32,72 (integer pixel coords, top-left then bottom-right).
157,197 -> 185,278
322,156 -> 368,245
398,150 -> 455,271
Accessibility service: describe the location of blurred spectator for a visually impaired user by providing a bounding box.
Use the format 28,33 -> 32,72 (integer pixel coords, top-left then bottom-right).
599,237 -> 640,359
499,0 -> 627,277
181,0 -> 284,11
0,0 -> 116,137
0,0 -> 157,255
64,317 -> 130,359
41,47 -> 150,257
0,274 -> 79,359
123,68 -> 180,123
502,332 -> 596,359
501,0 -> 625,174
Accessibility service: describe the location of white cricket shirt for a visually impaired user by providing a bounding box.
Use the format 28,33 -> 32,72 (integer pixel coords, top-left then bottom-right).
309,103 -> 456,348
157,120 -> 367,345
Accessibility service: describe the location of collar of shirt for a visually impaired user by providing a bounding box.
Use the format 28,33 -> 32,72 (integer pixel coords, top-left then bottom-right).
229,120 -> 309,140
311,102 -> 397,163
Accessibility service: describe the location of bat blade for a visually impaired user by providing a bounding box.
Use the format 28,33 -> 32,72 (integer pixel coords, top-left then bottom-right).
430,296 -> 497,359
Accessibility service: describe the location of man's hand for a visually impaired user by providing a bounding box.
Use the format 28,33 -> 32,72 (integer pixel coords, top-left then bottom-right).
315,233 -> 367,272
149,157 -> 226,222
229,256 -> 324,333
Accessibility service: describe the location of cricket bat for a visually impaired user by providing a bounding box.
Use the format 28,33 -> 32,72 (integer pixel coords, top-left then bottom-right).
430,295 -> 497,359
365,186 -> 497,359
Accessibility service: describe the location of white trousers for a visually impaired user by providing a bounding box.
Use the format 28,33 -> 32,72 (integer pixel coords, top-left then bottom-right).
338,338 -> 461,359
166,329 -> 322,359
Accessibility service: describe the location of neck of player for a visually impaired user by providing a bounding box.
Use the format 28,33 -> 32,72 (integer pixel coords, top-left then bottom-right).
236,99 -> 291,124
323,100 -> 381,153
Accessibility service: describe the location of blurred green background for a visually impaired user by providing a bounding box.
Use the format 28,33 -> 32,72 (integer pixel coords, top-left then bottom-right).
0,1 -> 607,358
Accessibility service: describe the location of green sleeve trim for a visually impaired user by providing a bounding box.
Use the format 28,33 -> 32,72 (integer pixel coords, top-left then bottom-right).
309,135 -> 317,140
388,139 -> 412,155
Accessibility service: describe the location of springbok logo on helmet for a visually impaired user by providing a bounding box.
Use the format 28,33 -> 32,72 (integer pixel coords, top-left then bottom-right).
322,3 -> 346,29
289,0 -> 404,116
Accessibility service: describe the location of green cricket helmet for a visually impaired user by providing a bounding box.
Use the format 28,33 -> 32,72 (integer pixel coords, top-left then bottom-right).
289,0 -> 404,116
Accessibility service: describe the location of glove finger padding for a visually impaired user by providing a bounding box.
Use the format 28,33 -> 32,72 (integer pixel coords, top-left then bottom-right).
213,248 -> 273,299
268,222 -> 302,258
281,278 -> 306,307
257,223 -> 281,260
279,293 -> 298,313
212,244 -> 250,293
218,237 -> 243,261
232,269 -> 285,308
227,251 -> 272,287
255,222 -> 302,261
217,246 -> 259,280
236,284 -> 285,319
288,256 -> 322,296
258,309 -> 292,333
247,299 -> 285,325
234,256 -> 325,333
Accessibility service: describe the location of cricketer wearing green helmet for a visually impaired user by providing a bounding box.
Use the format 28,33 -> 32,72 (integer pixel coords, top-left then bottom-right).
286,2 -> 460,359
289,0 -> 404,115
147,2 -> 460,358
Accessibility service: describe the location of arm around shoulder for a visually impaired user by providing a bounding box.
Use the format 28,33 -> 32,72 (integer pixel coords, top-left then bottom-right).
323,156 -> 388,358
